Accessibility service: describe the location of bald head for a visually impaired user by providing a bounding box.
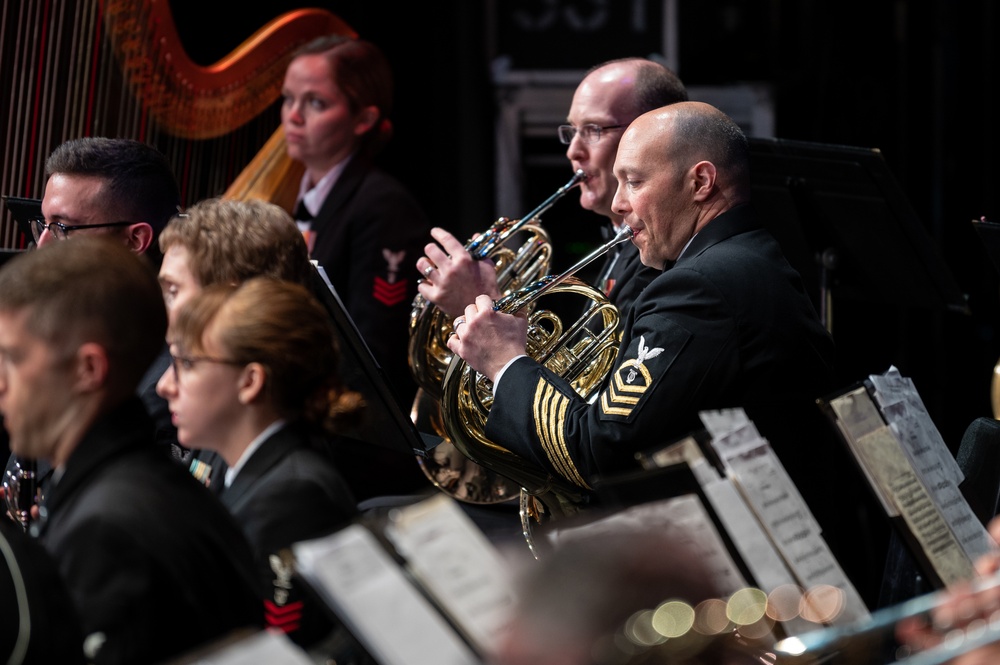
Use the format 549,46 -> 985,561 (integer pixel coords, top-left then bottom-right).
578,58 -> 688,124
611,102 -> 751,268
627,102 -> 750,202
567,59 -> 687,221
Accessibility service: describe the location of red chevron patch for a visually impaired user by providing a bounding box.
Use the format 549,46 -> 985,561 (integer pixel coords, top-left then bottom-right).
373,276 -> 408,306
265,599 -> 303,632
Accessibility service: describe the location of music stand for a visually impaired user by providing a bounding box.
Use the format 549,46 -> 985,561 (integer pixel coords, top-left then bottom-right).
1,195 -> 39,246
748,137 -> 969,331
308,264 -> 435,458
971,217 -> 1000,274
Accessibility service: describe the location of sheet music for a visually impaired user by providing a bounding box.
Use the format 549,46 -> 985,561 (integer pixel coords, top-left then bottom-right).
856,426 -> 977,587
701,412 -> 820,535
828,387 -> 898,515
868,367 -> 964,485
293,524 -> 482,665
703,410 -> 869,623
699,409 -> 755,451
723,446 -> 870,623
828,373 -> 993,579
701,476 -> 816,636
634,425 -> 815,634
382,494 -> 516,656
867,368 -> 996,562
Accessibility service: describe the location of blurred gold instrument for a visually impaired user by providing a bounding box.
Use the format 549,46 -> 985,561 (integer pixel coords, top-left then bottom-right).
2,459 -> 37,530
438,225 -> 633,531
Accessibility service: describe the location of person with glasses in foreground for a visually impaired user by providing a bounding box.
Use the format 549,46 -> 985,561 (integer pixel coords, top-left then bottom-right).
156,277 -> 363,653
156,197 -> 383,508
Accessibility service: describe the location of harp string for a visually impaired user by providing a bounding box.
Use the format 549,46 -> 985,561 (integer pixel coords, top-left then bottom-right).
0,1 -> 353,246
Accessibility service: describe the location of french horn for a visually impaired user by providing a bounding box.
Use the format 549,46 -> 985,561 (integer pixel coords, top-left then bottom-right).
410,171 -> 585,505
408,169 -> 584,400
438,225 -> 634,527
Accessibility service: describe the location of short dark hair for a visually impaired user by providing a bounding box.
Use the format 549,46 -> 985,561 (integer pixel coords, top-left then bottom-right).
671,104 -> 750,191
0,236 -> 167,397
45,137 -> 180,236
632,60 -> 688,113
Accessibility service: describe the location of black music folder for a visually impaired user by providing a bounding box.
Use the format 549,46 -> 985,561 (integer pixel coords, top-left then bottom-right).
308,264 -> 435,457
1,195 -> 40,240
748,137 -> 969,326
972,217 -> 1000,274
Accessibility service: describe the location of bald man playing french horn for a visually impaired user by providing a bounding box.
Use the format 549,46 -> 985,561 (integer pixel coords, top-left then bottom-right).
448,102 -> 836,492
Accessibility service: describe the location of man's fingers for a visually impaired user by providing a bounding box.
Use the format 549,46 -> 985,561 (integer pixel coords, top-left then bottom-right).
424,242 -> 450,269
430,227 -> 468,255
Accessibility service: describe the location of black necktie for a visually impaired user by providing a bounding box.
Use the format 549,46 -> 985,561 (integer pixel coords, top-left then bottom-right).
293,200 -> 313,222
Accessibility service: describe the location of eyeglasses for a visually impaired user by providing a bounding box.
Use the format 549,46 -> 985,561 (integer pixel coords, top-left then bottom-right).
29,217 -> 137,242
168,353 -> 243,381
557,123 -> 626,145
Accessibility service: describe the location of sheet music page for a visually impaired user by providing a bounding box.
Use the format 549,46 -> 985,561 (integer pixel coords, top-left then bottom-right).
555,494 -> 750,599
700,408 -> 753,440
701,412 -> 820,536
631,423 -> 816,632
866,368 -> 996,562
722,445 -> 870,623
699,410 -> 868,622
382,494 -> 516,656
869,367 -> 964,486
700,476 -> 815,636
856,426 -> 977,587
886,418 -> 998,562
827,387 -> 897,515
293,524 -> 482,665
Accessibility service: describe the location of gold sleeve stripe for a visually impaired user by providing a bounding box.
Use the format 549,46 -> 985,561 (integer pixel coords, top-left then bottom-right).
533,378 -> 590,489
533,381 -> 578,484
600,391 -> 634,416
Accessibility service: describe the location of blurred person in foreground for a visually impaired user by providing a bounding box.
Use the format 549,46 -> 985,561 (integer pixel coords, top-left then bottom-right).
0,237 -> 261,664
896,516 -> 1000,665
492,529 -> 764,665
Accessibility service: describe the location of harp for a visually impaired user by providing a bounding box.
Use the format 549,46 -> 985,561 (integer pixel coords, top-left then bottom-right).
0,1 -> 355,245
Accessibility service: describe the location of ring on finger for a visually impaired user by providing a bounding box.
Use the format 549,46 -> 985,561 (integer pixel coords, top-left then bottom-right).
422,264 -> 436,278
